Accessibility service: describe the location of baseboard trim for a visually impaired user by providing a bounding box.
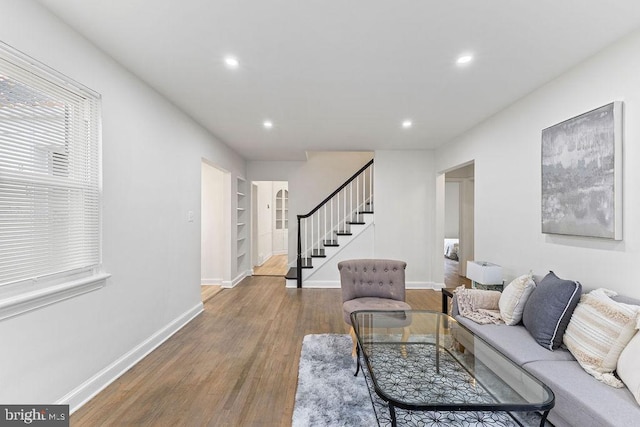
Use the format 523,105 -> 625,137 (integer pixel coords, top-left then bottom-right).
222,270 -> 250,288
301,280 -> 340,288
298,280 -> 443,289
201,278 -> 223,286
59,302 -> 204,414
285,279 -> 297,289
406,281 -> 442,290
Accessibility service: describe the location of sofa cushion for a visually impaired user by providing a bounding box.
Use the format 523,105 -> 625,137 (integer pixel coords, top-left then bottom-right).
618,331 -> 640,405
525,360 -> 640,427
499,273 -> 536,325
563,288 -> 639,387
343,297 -> 411,324
522,271 -> 581,350
455,316 -> 575,366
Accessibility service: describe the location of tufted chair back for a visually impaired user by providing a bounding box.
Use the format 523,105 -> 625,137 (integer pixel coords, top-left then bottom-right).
338,259 -> 407,303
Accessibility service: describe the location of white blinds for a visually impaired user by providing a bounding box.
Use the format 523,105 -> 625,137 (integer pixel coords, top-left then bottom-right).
0,43 -> 101,288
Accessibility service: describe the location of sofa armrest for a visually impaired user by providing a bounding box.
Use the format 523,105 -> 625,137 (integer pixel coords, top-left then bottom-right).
451,293 -> 460,317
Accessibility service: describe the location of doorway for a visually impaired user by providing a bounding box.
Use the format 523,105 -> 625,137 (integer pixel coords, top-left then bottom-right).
201,160 -> 231,299
251,181 -> 289,276
443,163 -> 474,287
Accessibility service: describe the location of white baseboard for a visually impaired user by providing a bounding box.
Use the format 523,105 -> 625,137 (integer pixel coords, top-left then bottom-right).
222,270 -> 251,288
59,302 -> 204,414
406,281 -> 443,290
299,280 -> 442,290
301,280 -> 340,288
285,278 -> 297,288
201,278 -> 223,286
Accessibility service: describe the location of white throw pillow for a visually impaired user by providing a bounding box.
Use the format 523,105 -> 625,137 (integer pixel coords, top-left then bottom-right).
618,330 -> 640,405
499,273 -> 536,326
563,288 -> 640,387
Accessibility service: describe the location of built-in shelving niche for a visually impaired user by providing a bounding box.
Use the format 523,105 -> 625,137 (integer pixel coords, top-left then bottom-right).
236,176 -> 248,273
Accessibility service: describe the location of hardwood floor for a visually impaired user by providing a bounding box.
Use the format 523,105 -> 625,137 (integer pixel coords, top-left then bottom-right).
444,257 -> 471,288
201,285 -> 223,303
252,254 -> 288,276
70,276 -> 443,427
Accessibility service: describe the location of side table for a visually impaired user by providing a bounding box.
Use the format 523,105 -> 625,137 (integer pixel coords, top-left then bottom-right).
441,287 -> 457,314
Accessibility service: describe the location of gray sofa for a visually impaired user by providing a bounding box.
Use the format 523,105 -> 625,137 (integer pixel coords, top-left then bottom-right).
452,292 -> 640,427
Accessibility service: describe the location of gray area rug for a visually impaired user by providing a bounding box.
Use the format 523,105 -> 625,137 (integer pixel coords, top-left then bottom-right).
292,334 -> 377,426
293,334 -> 552,427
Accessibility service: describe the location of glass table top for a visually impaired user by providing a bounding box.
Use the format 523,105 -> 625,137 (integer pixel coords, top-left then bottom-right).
351,310 -> 555,413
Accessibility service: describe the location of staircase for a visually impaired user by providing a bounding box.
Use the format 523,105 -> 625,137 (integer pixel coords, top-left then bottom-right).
286,160 -> 374,288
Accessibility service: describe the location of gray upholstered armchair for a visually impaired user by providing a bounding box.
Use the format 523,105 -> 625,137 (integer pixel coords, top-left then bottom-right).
338,259 -> 411,354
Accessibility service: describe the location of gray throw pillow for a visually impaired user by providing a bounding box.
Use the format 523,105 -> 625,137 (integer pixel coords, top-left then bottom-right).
522,271 -> 582,350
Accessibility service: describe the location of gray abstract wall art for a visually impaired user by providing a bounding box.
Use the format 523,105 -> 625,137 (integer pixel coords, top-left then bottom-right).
541,102 -> 622,240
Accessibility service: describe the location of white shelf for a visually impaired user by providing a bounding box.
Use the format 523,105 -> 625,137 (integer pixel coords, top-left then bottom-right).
236,176 -> 248,273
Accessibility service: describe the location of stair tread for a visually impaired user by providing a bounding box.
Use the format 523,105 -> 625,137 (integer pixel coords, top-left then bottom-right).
285,268 -> 298,280
311,249 -> 326,257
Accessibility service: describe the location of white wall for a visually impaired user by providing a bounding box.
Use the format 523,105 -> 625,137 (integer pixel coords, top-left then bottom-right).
444,181 -> 460,238
254,181 -> 274,265
249,152 -> 374,266
0,0 -> 245,407
201,162 -> 225,284
436,28 -> 640,298
374,150 -> 437,287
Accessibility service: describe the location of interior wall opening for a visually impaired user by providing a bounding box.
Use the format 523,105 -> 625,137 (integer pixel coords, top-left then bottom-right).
251,181 -> 289,276
201,160 -> 230,299
443,162 -> 474,287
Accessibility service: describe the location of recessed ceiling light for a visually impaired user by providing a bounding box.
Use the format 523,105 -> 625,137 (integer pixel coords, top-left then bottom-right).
456,54 -> 474,66
224,56 -> 239,69
402,120 -> 412,129
263,120 -> 273,129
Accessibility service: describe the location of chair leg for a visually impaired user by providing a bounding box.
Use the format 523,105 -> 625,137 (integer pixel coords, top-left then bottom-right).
401,326 -> 410,357
349,326 -> 358,357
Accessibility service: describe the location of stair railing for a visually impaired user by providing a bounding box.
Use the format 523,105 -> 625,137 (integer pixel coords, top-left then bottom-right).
296,159 -> 374,288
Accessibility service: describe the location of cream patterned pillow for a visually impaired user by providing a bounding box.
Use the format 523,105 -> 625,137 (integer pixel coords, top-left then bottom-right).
499,273 -> 536,326
563,288 -> 640,387
617,329 -> 640,405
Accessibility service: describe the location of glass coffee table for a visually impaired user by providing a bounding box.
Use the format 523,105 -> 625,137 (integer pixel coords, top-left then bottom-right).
351,310 -> 554,427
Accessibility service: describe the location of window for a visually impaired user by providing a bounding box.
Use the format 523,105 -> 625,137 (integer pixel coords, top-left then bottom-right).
0,42 -> 108,320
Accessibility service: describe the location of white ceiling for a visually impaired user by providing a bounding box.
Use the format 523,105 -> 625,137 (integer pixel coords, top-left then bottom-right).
36,0 -> 640,161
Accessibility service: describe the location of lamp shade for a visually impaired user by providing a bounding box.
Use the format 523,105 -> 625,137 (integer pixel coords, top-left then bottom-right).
466,261 -> 503,285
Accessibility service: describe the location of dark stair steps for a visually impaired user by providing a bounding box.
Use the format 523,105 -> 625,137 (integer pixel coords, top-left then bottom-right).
348,220 -> 365,225
323,240 -> 339,247
311,249 -> 326,257
358,210 -> 374,214
301,257 -> 313,268
285,267 -> 298,280
335,230 -> 352,236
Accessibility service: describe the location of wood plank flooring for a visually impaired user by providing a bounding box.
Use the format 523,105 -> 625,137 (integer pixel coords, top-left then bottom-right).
201,285 -> 223,303
444,257 -> 471,288
252,254 -> 288,276
71,271 -> 454,426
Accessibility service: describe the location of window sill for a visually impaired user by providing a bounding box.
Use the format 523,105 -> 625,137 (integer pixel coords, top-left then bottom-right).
0,272 -> 111,322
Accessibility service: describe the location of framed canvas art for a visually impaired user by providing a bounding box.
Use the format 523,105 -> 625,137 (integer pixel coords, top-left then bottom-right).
541,102 -> 623,240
